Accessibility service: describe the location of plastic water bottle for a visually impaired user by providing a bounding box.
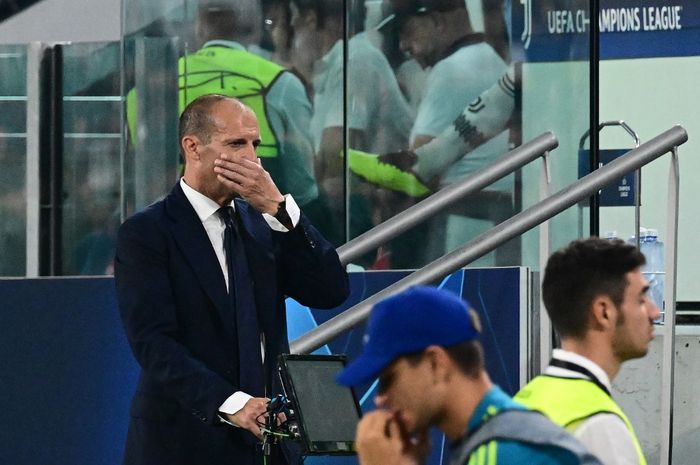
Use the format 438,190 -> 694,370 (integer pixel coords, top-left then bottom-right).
627,227 -> 647,247
640,229 -> 664,320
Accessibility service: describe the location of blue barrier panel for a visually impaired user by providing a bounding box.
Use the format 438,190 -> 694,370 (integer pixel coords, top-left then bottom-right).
0,277 -> 138,465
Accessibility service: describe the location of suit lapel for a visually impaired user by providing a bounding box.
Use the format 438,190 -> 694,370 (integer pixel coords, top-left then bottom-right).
165,184 -> 235,337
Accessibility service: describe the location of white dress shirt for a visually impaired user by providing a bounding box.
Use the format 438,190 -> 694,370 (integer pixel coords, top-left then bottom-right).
179,178 -> 300,419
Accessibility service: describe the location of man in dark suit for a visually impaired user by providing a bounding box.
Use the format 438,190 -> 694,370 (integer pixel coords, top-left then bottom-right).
114,94 -> 349,465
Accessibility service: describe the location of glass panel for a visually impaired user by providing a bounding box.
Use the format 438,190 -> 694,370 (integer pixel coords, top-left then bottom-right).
122,0 -> 189,216
343,0 -> 417,267
0,44 -> 27,277
118,0 -> 592,271
121,0 -> 343,246
342,0 -> 578,270
515,0 -> 591,268
262,0 -> 346,245
61,42 -> 121,275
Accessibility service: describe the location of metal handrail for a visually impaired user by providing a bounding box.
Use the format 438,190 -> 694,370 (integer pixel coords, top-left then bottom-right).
290,125 -> 688,355
338,132 -> 559,265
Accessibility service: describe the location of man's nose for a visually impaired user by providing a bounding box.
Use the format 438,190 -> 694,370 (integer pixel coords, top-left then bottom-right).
649,298 -> 662,321
242,143 -> 258,160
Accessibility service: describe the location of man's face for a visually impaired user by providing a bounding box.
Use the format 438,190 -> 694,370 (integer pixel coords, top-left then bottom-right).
265,2 -> 292,54
289,3 -> 319,77
192,100 -> 260,200
611,269 -> 661,361
373,355 -> 439,434
398,14 -> 441,68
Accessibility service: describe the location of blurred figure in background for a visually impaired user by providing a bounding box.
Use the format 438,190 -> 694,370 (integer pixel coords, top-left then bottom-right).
128,1 -> 337,242
260,0 -> 297,71
289,0 -> 414,258
180,1 -> 335,239
0,124 -> 26,276
352,0 -> 515,268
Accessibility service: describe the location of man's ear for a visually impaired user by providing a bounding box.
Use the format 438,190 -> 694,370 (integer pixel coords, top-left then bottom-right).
425,345 -> 451,382
181,135 -> 200,162
590,294 -> 615,331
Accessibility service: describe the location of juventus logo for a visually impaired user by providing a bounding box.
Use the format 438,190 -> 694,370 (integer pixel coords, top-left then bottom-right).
521,0 -> 532,49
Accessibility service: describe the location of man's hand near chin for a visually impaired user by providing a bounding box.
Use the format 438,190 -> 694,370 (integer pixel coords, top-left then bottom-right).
225,397 -> 269,440
355,410 -> 430,465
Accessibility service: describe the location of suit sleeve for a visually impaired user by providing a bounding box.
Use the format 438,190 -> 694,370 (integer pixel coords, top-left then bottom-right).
275,213 -> 349,309
114,214 -> 235,425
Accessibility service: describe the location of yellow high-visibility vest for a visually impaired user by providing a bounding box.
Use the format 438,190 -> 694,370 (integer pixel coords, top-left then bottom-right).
178,46 -> 284,158
515,376 -> 646,465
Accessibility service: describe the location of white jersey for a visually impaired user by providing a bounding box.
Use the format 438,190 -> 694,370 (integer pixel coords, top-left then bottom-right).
412,39 -> 511,191
414,64 -> 516,182
310,32 -> 414,155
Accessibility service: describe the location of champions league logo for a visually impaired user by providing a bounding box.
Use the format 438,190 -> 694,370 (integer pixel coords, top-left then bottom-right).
518,1 -> 686,53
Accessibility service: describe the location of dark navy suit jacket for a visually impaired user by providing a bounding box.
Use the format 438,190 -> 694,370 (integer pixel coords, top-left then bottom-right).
114,183 -> 348,465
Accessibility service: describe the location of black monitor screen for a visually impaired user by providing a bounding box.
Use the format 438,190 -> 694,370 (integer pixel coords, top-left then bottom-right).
279,355 -> 361,454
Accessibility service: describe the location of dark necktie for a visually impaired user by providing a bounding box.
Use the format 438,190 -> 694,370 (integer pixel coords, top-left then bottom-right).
218,206 -> 265,397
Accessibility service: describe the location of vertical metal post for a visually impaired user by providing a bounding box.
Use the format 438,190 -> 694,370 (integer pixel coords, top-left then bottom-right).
342,0 -> 349,244
25,42 -> 46,277
634,167 -> 641,250
119,0 -> 127,224
48,44 -> 64,275
25,42 -> 62,276
538,151 -> 552,374
588,0 -> 600,236
659,147 -> 679,465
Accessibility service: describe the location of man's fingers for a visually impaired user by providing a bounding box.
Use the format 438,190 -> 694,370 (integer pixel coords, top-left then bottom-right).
216,155 -> 260,174
357,411 -> 394,439
386,417 -> 402,439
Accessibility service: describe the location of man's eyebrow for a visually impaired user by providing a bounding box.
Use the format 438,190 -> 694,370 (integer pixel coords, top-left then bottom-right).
222,137 -> 258,145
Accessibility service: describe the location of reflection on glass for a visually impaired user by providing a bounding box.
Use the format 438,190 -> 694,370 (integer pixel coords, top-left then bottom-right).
342,0 -> 515,268
178,2 -> 324,239
0,45 -> 27,277
290,0 -> 414,259
62,43 -> 121,276
116,0 -> 589,272
122,0 -> 189,216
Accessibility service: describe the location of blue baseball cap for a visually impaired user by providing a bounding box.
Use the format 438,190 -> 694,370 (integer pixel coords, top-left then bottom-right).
336,286 -> 480,387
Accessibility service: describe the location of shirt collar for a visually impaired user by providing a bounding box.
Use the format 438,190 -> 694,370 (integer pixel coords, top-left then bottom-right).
546,348 -> 612,392
180,177 -> 234,224
437,33 -> 486,63
466,385 -> 510,433
202,40 -> 245,51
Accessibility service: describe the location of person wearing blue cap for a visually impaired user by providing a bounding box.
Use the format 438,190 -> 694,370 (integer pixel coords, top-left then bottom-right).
337,286 -> 602,465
